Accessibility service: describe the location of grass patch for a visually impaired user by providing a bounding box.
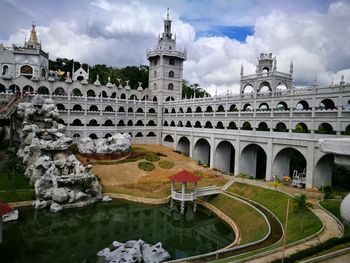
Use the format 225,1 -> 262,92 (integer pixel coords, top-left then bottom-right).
138,161 -> 155,171
0,158 -> 32,191
208,194 -> 269,244
227,182 -> 323,244
320,199 -> 350,236
0,190 -> 35,203
103,184 -> 171,199
144,152 -> 160,162
158,160 -> 174,169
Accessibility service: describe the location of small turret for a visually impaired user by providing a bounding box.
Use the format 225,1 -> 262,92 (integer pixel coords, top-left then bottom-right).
24,24 -> 41,49
240,63 -> 244,78
290,60 -> 293,75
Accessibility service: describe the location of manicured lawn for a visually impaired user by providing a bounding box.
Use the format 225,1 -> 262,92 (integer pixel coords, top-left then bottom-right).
0,165 -> 31,191
227,182 -> 323,244
0,190 -> 35,203
209,194 -> 269,245
320,199 -> 350,236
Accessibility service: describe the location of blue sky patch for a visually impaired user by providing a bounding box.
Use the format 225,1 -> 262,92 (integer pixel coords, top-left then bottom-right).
197,25 -> 254,42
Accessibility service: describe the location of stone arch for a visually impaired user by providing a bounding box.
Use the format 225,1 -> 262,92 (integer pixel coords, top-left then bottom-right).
193,138 -> 211,165
118,120 -> 126,126
276,82 -> 288,91
89,105 -> 99,112
258,81 -> 271,93
240,144 -> 267,179
206,106 -> 213,112
20,65 -> 33,78
215,141 -> 235,173
294,122 -> 309,133
165,96 -> 175,101
317,123 -> 334,134
103,119 -> 114,126
129,94 -> 138,100
104,133 -> 112,139
258,102 -> 270,111
120,93 -> 126,99
276,101 -> 289,111
0,83 -> 5,93
52,87 -> 65,96
319,99 -> 336,110
163,120 -> 169,126
72,119 -> 83,126
72,104 -> 82,111
314,154 -> 333,187
257,122 -> 269,131
72,133 -> 81,141
23,85 -> 34,94
163,135 -> 174,149
296,100 -> 310,110
72,88 -> 82,96
242,121 -> 252,130
168,83 -> 174,90
100,91 -> 108,98
194,121 -> 202,128
229,104 -> 238,112
170,121 -> 176,127
128,107 -> 134,113
38,86 -> 49,95
216,121 -> 224,129
217,105 -> 225,112
178,121 -> 183,127
153,96 -> 158,102
89,133 -> 98,139
272,147 -> 307,182
171,108 -> 176,113
135,120 -> 144,126
177,136 -> 190,156
136,108 -> 144,113
105,106 -> 114,112
185,121 -> 192,127
243,103 -> 253,111
228,121 -> 237,129
87,89 -> 96,97
118,106 -> 125,112
147,120 -> 156,126
127,120 -> 133,126
275,122 -> 288,132
147,132 -> 156,137
56,103 -> 65,111
135,132 -> 143,137
88,119 -> 99,126
111,92 -> 117,98
204,121 -> 213,128
148,108 -> 156,114
164,108 -> 169,114
178,107 -> 184,113
195,106 -> 202,113
57,119 -> 66,125
243,84 -> 254,93
142,95 -> 148,101
168,71 -> 174,78
186,107 -> 192,113
9,84 -> 20,94
343,124 -> 350,135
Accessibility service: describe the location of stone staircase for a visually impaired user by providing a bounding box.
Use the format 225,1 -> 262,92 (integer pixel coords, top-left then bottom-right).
0,95 -> 28,119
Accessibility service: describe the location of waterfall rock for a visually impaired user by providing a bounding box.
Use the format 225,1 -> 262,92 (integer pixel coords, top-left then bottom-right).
2,210 -> 19,222
97,239 -> 171,263
33,199 -> 48,209
50,202 -> 63,213
52,188 -> 69,203
102,195 -> 112,202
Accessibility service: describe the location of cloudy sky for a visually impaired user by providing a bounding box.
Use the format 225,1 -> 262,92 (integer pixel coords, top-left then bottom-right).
1,0 -> 349,95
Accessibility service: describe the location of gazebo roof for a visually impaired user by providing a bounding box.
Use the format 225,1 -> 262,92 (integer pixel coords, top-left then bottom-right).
0,202 -> 13,217
169,170 -> 201,183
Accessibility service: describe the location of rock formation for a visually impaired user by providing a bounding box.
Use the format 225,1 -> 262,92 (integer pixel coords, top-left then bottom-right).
97,239 -> 171,263
78,133 -> 131,154
16,95 -> 102,212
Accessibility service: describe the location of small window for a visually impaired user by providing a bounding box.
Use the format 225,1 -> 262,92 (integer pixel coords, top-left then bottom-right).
153,83 -> 157,90
41,68 -> 46,78
169,58 -> 175,65
2,65 -> 9,75
168,71 -> 174,78
154,71 -> 157,78
168,83 -> 174,90
169,46 -> 172,50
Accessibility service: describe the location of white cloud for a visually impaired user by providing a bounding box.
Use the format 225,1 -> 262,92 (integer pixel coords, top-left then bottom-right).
1,0 -> 350,95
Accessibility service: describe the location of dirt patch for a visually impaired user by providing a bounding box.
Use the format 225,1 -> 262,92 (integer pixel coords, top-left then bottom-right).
91,144 -> 228,197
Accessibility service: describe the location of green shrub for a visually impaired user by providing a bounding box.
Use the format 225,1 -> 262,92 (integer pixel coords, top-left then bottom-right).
68,143 -> 79,154
138,161 -> 155,171
76,177 -> 95,191
144,152 -> 160,162
322,186 -> 333,199
158,160 -> 174,169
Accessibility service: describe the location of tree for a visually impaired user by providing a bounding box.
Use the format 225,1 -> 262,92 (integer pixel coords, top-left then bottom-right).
182,80 -> 210,99
293,194 -> 312,233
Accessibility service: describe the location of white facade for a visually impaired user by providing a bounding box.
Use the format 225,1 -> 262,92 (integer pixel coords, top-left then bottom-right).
1,16 -> 350,188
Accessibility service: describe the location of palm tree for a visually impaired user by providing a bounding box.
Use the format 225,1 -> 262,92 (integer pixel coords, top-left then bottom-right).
293,194 -> 312,233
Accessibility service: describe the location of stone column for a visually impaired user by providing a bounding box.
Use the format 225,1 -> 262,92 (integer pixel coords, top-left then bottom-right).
306,143 -> 315,188
265,139 -> 273,181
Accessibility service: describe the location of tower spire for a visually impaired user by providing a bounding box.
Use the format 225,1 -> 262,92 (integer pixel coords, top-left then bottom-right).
166,8 -> 170,20
25,22 -> 40,49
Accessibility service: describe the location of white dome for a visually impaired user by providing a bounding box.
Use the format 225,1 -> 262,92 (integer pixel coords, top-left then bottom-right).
340,193 -> 350,225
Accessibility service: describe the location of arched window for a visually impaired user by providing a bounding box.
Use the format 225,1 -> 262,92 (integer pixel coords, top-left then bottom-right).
186,107 -> 192,113
20,65 -> 33,78
105,106 -> 114,112
127,120 -> 133,126
118,107 -> 125,112
242,122 -> 252,130
195,106 -> 202,113
147,132 -> 156,137
72,88 -> 82,96
229,104 -> 237,112
178,108 -> 184,113
169,58 -> 175,65
228,121 -> 237,129
163,121 -> 169,126
136,120 -> 144,126
216,121 -> 224,129
205,121 -> 213,128
135,132 -> 143,137
53,87 -> 65,96
56,104 -> 65,111
317,123 -> 334,135
168,83 -> 174,90
257,122 -> 269,131
194,121 -> 201,128
170,121 -> 175,127
103,120 -> 114,126
169,71 -> 174,78
185,121 -> 192,127
38,86 -> 49,95
136,108 -> 144,113
294,123 -> 309,133
171,108 -> 176,113
149,108 -> 155,114
72,104 -> 82,111
111,92 -> 116,98
147,120 -> 156,126
120,93 -> 126,99
154,71 -> 157,78
87,90 -> 96,97
275,122 -> 288,132
217,105 -> 225,112
41,68 -> 46,79
2,65 -> 9,75
117,120 -> 125,126
89,105 -> 99,112
206,106 -> 213,112
128,107 -> 133,113
88,119 -> 99,126
178,121 -> 183,127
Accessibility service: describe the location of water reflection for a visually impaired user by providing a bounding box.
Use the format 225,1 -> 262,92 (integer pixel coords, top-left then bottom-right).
1,201 -> 234,262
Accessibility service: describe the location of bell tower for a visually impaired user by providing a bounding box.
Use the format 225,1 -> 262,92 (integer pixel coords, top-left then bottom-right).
147,9 -> 186,102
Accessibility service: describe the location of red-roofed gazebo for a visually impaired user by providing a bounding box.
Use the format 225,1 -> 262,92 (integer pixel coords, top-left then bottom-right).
0,202 -> 14,244
169,170 -> 201,214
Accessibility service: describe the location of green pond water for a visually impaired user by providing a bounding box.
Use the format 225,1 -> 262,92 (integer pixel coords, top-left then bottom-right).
0,200 -> 234,262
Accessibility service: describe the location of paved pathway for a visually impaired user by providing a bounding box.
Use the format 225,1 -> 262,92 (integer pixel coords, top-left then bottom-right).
221,178 -> 343,263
